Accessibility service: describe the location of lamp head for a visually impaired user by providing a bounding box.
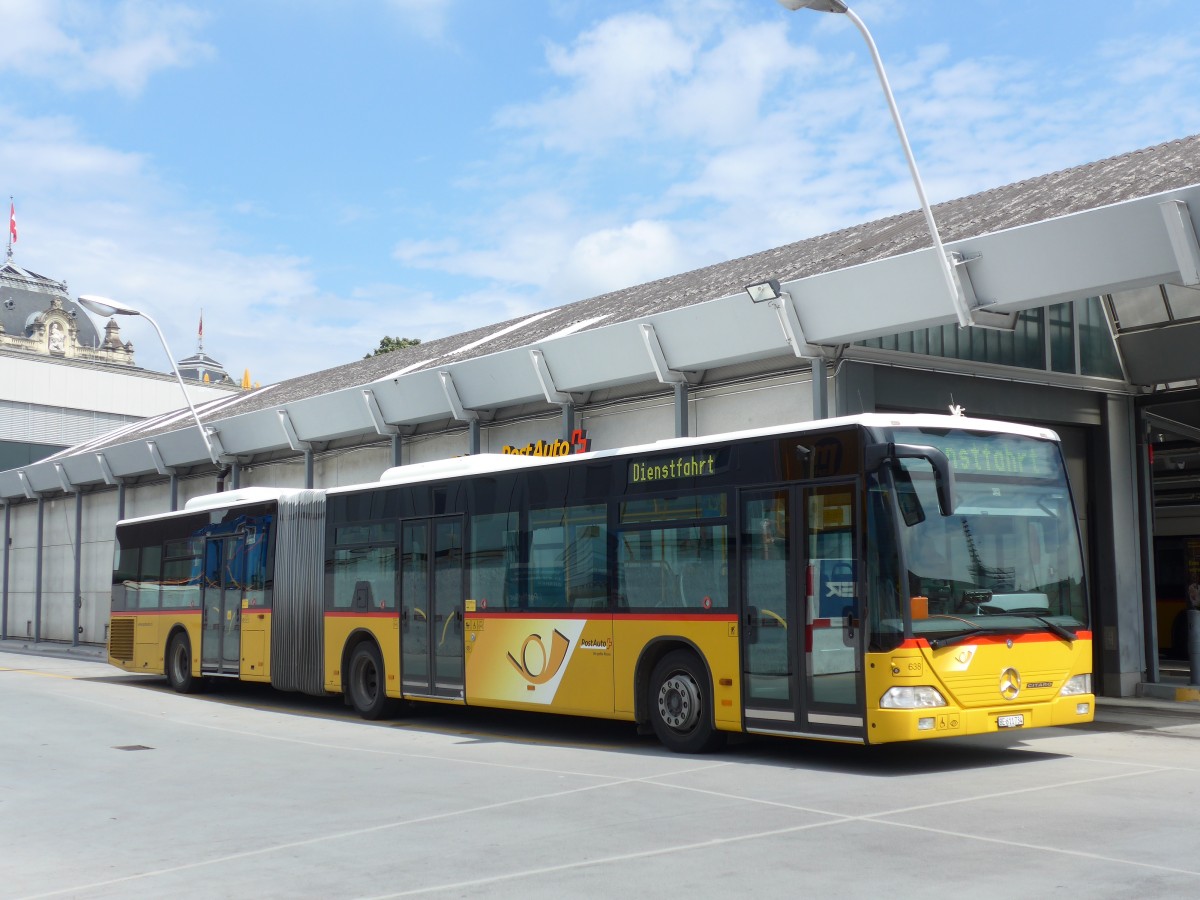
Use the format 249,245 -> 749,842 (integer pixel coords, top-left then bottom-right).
77,294 -> 142,318
745,279 -> 783,304
777,0 -> 849,12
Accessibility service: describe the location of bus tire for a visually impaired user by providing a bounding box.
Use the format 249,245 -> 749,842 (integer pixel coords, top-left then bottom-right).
347,642 -> 391,720
648,650 -> 726,754
165,632 -> 200,694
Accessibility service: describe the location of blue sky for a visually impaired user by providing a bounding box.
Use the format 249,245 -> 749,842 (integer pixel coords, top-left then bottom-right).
3,0 -> 1200,384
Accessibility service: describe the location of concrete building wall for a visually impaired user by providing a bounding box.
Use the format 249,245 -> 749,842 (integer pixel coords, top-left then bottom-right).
0,353 -> 236,420
695,373 -> 817,435
4,500 -> 39,640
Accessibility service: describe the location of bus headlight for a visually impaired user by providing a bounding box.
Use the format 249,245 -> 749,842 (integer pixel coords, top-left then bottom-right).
880,686 -> 948,709
1058,674 -> 1092,696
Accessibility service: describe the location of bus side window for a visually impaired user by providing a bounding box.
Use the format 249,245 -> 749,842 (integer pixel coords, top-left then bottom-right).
113,544 -> 138,610
529,504 -> 607,610
136,544 -> 163,610
468,512 -> 518,610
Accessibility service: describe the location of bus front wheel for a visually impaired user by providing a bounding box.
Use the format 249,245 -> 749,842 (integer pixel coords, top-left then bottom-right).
165,633 -> 200,694
347,642 -> 391,720
648,650 -> 725,754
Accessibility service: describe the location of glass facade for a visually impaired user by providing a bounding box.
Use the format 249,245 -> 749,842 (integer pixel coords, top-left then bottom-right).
859,296 -> 1123,380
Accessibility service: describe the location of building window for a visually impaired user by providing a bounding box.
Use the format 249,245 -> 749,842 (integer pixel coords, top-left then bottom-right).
858,298 -> 1120,381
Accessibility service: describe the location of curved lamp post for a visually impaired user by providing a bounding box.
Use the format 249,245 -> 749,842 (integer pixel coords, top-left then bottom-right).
777,0 -> 972,328
77,294 -> 222,465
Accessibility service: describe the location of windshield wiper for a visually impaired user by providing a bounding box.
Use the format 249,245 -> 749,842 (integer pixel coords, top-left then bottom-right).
1004,610 -> 1077,644
927,615 -> 1076,649
928,627 -> 1013,650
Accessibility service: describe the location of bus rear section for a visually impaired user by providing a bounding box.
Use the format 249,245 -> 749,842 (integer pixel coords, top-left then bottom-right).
107,489 -> 328,698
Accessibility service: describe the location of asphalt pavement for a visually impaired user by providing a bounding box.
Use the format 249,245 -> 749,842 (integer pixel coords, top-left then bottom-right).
5,647 -> 1200,898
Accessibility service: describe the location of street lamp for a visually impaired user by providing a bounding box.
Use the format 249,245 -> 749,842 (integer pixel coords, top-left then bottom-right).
777,0 -> 973,328
77,294 -> 223,466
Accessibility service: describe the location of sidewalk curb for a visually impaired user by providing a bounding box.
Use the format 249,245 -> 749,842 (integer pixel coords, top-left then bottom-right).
0,639 -> 106,662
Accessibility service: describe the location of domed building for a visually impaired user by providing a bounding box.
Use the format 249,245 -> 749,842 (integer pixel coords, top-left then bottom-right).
176,314 -> 234,384
0,258 -> 134,366
0,242 -> 239,471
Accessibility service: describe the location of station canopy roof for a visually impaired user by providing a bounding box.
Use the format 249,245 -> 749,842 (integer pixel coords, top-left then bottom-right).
4,133 -> 1200,500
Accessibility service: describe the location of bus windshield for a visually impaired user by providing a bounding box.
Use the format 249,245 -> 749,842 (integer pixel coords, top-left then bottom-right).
875,427 -> 1087,648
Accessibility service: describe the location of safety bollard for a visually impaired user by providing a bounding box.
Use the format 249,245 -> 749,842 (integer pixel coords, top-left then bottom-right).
1189,609 -> 1200,687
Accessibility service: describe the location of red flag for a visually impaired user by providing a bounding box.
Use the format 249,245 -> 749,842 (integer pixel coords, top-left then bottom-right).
8,202 -> 16,243
198,311 -> 203,338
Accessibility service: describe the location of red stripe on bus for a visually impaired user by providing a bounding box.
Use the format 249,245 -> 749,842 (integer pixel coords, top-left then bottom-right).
898,630 -> 1093,649
324,610 -> 395,618
111,608 -> 201,616
469,610 -> 738,622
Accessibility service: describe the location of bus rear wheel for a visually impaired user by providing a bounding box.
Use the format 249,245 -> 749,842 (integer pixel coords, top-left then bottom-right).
347,642 -> 391,720
165,633 -> 200,694
648,650 -> 725,754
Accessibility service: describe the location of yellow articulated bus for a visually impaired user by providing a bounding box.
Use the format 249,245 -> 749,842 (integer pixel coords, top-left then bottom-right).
107,413 -> 1093,752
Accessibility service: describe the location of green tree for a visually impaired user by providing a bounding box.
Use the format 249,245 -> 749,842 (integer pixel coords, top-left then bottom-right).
366,336 -> 422,358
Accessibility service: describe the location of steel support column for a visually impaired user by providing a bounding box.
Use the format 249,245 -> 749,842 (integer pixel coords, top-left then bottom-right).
561,402 -> 576,444
1136,412 -> 1159,684
812,359 -> 829,420
34,496 -> 44,642
73,491 -> 83,647
673,383 -> 689,437
1,502 -> 9,640
1095,395 -> 1146,696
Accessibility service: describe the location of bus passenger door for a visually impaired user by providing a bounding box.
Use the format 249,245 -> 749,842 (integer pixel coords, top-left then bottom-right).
803,483 -> 863,735
400,517 -> 465,700
201,536 -> 243,676
740,485 -> 863,739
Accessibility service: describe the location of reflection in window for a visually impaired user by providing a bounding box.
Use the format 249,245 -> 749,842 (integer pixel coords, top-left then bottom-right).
133,544 -> 162,609
858,297 -> 1122,381
866,474 -> 902,651
1078,297 -> 1122,378
529,504 -> 607,609
468,512 -> 518,610
113,545 -> 139,610
618,522 -> 730,610
161,551 -> 201,609
331,545 -> 397,610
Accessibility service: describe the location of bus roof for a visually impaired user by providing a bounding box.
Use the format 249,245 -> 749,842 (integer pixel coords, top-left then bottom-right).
323,413 -> 1060,497
117,487 -> 306,526
120,414 -> 1060,517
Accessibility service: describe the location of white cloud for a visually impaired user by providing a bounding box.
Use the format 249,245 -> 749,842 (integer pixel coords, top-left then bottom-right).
393,192 -> 577,290
554,219 -> 686,300
9,0 -> 1200,389
0,0 -> 213,96
659,22 -> 817,147
496,12 -> 697,154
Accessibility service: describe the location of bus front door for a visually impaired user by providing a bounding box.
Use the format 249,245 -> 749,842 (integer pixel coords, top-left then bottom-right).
399,517 -> 465,700
201,536 -> 243,676
740,485 -> 864,740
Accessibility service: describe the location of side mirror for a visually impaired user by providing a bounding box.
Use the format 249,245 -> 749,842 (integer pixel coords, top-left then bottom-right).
865,442 -> 956,516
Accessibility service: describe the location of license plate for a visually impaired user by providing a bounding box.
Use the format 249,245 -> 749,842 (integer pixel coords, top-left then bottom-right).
997,714 -> 1025,729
